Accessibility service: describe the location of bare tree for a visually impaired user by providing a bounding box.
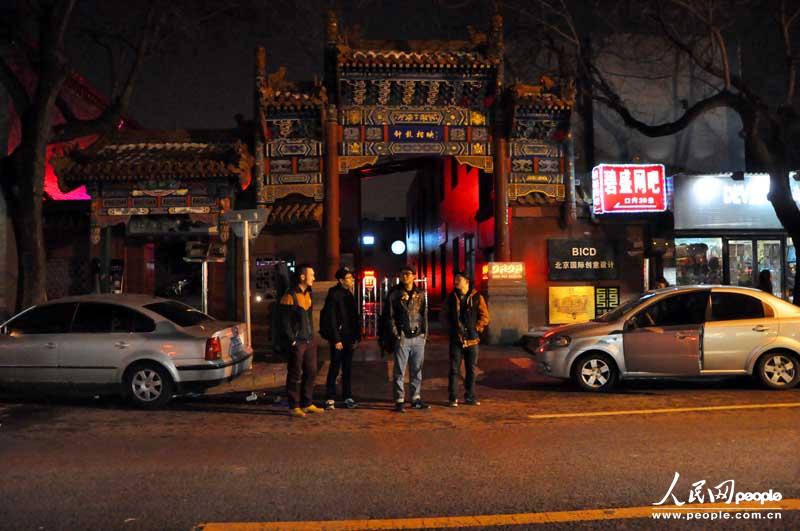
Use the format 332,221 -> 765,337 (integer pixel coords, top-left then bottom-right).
0,0 -> 236,310
505,0 -> 800,301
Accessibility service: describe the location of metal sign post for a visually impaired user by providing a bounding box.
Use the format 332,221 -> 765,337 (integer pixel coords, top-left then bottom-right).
201,261 -> 208,314
221,209 -> 268,348
184,242 -> 227,315
242,219 -> 251,347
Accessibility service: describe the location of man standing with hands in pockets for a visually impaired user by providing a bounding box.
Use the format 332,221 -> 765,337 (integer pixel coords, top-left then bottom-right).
321,267 -> 361,410
446,271 -> 489,407
385,266 -> 429,412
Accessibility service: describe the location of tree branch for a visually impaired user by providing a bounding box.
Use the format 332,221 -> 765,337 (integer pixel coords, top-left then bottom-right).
54,95 -> 78,123
51,0 -> 78,50
0,56 -> 31,113
592,71 -> 745,138
780,0 -> 798,102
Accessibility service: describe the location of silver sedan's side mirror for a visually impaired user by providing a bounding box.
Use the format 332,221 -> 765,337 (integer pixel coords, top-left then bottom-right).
623,318 -> 636,332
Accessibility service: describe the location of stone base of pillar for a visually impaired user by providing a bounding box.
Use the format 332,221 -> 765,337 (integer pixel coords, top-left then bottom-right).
484,278 -> 529,345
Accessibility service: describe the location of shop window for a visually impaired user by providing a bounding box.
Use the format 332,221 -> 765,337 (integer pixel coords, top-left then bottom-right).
675,238 -> 723,285
440,243 -> 448,300
728,240 -> 755,287
452,237 -> 461,274
465,234 -> 476,280
710,293 -> 766,321
756,240 -> 782,298
431,251 -> 437,289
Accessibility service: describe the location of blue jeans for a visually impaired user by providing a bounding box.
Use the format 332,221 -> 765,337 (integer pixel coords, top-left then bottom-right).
393,334 -> 425,402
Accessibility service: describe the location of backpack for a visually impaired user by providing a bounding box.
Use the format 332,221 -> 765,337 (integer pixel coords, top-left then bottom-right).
377,289 -> 398,356
319,290 -> 335,341
270,263 -> 292,353
274,288 -> 299,352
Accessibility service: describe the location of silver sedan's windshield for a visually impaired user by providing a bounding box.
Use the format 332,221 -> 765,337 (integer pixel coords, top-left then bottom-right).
593,292 -> 657,323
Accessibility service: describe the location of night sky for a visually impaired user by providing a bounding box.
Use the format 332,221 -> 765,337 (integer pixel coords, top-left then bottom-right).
63,1 -> 491,216
68,1 -> 490,129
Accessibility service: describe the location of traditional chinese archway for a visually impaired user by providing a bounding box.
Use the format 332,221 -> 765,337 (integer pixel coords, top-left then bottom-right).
254,8 -> 575,279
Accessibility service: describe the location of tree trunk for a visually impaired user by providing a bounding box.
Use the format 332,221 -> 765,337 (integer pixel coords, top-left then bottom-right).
746,123 -> 800,305
17,107 -> 52,308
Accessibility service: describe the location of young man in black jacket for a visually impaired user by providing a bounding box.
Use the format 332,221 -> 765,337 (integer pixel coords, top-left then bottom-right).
446,271 -> 490,407
280,264 -> 323,418
322,267 -> 361,410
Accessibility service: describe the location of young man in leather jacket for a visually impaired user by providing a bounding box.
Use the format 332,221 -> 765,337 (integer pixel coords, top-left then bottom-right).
386,266 -> 429,412
445,271 -> 489,407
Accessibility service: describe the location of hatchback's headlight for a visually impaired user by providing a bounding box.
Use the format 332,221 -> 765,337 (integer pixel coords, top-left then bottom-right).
549,335 -> 571,348
536,334 -> 571,353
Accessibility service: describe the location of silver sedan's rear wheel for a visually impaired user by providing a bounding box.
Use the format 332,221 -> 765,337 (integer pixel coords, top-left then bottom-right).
757,351 -> 799,390
572,353 -> 618,392
124,363 -> 174,408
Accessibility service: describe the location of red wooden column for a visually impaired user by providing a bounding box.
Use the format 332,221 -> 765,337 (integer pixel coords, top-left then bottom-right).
323,104 -> 340,279
493,134 -> 511,261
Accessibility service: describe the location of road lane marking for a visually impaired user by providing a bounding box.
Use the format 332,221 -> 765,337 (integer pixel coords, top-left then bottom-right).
527,401 -> 800,420
195,499 -> 800,530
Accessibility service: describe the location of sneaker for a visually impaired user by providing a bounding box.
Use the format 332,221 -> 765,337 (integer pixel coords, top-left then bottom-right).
302,404 -> 324,414
394,401 -> 405,413
325,400 -> 336,410
464,398 -> 481,406
344,398 -> 357,409
448,399 -> 459,408
289,407 -> 307,418
412,399 -> 431,410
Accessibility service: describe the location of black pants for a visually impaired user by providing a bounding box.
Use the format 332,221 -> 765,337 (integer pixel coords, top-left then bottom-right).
448,342 -> 479,401
326,341 -> 354,400
286,340 -> 317,408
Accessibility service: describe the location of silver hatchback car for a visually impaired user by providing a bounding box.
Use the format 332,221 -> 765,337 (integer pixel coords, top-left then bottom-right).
530,286 -> 800,392
0,294 -> 253,407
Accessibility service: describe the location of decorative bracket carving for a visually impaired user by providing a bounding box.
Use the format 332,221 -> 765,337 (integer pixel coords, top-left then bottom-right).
338,155 -> 378,174
455,155 -> 494,172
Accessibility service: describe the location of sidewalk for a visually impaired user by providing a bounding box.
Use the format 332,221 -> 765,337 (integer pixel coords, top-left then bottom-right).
207,336 -> 542,400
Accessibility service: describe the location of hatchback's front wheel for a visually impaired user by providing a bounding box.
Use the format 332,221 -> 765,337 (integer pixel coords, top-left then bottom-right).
757,351 -> 799,390
572,353 -> 618,392
124,362 -> 174,408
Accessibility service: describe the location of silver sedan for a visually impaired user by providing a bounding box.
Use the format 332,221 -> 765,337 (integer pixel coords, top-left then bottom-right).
528,286 -> 800,392
0,294 -> 253,407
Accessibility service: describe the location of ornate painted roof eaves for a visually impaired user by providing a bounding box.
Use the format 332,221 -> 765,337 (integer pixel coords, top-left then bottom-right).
509,79 -> 575,111
53,129 -> 253,190
337,48 -> 499,70
256,66 -> 327,111
258,87 -> 327,111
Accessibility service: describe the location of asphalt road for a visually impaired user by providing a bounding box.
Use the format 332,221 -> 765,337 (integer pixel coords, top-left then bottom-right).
0,354 -> 798,531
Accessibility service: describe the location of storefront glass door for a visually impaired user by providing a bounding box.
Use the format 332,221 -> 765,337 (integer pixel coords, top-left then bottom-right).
757,239 -> 782,297
728,240 -> 754,287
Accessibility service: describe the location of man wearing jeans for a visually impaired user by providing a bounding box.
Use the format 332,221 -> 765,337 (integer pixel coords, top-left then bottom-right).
386,266 -> 429,412
446,271 -> 489,407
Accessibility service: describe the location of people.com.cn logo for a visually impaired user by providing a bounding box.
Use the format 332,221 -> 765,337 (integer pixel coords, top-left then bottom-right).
653,472 -> 783,506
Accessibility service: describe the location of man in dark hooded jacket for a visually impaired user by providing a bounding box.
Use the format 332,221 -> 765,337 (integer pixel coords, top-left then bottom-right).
322,267 -> 361,410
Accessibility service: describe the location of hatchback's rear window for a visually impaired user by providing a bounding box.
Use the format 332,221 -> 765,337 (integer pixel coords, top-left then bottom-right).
143,301 -> 214,327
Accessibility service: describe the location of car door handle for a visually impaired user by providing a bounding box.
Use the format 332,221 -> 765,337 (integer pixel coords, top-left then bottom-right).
752,325 -> 770,332
114,341 -> 130,349
675,333 -> 694,340
45,342 -> 57,349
